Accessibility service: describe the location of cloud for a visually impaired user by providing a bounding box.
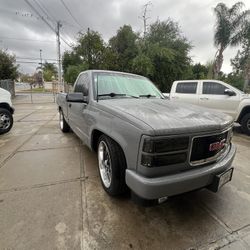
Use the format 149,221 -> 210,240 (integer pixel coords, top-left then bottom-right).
0,0 -> 249,74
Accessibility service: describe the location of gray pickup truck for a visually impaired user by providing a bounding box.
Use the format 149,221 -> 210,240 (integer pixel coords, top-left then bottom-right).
57,70 -> 236,203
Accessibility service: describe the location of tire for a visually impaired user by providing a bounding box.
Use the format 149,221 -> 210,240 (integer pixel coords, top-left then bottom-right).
59,109 -> 70,133
97,135 -> 127,196
241,113 -> 250,136
0,108 -> 13,135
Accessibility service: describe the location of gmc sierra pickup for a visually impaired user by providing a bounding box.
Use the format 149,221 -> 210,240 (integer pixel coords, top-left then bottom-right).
0,87 -> 14,135
166,80 -> 250,135
57,70 -> 236,203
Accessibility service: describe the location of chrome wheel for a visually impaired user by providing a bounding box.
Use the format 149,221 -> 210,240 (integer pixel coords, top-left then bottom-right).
59,111 -> 63,130
98,141 -> 112,188
0,112 -> 11,130
247,119 -> 250,130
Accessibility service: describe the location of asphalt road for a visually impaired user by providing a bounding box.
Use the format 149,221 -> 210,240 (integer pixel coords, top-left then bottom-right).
0,95 -> 250,249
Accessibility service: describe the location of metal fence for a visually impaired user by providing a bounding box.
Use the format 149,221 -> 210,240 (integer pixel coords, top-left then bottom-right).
13,82 -> 73,104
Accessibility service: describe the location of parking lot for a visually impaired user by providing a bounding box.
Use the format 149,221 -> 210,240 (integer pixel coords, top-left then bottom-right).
0,94 -> 250,250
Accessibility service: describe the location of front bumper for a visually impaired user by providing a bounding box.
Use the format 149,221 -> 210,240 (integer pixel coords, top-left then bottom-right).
126,144 -> 236,200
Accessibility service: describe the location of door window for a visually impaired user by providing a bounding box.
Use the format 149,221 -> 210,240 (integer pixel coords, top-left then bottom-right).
176,82 -> 197,94
203,82 -> 227,95
74,73 -> 89,96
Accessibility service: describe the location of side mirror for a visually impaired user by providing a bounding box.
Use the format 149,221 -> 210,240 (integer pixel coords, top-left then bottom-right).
66,93 -> 88,103
224,89 -> 236,96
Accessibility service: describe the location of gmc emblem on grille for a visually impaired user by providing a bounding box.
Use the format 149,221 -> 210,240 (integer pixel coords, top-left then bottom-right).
209,139 -> 226,152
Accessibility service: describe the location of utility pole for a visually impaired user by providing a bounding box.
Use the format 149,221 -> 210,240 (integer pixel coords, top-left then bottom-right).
87,27 -> 91,69
39,49 -> 44,88
139,1 -> 152,38
56,21 -> 63,91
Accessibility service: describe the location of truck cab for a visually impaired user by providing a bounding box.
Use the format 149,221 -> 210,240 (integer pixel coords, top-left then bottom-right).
169,80 -> 250,135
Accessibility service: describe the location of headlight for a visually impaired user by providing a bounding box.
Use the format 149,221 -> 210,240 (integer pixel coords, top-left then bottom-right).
141,153 -> 187,167
142,137 -> 189,153
141,136 -> 189,167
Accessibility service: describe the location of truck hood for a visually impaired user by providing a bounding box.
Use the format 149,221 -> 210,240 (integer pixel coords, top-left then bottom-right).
99,98 -> 234,135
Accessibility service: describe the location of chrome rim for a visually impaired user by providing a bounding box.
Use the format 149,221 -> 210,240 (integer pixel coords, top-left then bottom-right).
0,113 -> 11,130
98,141 -> 112,188
59,111 -> 63,129
247,119 -> 250,130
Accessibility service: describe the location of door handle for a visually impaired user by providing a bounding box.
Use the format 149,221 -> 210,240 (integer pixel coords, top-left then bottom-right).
200,97 -> 209,100
69,103 -> 72,108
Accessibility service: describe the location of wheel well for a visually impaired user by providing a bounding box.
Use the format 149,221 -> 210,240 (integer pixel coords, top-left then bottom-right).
91,129 -> 128,170
91,129 -> 104,152
0,103 -> 13,114
238,106 -> 250,124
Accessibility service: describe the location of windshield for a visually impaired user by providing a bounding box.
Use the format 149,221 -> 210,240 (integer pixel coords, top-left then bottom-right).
93,72 -> 163,99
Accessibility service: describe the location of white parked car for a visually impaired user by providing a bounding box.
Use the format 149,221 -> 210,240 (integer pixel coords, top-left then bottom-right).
0,87 -> 14,134
168,80 -> 250,135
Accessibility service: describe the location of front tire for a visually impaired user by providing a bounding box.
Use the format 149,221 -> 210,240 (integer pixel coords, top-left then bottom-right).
97,135 -> 127,196
241,113 -> 250,135
0,108 -> 13,135
59,109 -> 70,133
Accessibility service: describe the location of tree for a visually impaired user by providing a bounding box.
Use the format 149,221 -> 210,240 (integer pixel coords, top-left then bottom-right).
144,20 -> 192,91
64,64 -> 88,84
42,62 -> 57,81
191,63 -> 209,79
62,21 -> 192,91
62,51 -> 81,73
76,29 -> 106,69
0,50 -> 18,80
132,54 -> 154,77
231,22 -> 250,91
213,2 -> 250,78
62,29 -> 106,83
109,25 -> 139,72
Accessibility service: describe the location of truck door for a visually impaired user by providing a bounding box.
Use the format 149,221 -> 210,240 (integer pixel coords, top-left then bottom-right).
199,81 -> 240,119
171,81 -> 199,105
68,73 -> 90,143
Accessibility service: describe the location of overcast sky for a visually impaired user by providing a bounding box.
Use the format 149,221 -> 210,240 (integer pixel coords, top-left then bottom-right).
0,0 -> 249,75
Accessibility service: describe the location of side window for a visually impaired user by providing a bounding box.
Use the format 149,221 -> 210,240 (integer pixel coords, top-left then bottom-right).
203,82 -> 226,95
176,82 -> 197,94
74,77 -> 83,93
74,73 -> 89,96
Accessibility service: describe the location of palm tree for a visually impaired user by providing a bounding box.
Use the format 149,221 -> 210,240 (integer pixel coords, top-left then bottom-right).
213,2 -> 250,78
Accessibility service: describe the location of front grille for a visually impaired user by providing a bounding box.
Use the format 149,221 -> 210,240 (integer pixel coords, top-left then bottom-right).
190,131 -> 228,165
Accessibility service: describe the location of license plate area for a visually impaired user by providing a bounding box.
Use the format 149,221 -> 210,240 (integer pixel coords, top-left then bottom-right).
208,168 -> 233,192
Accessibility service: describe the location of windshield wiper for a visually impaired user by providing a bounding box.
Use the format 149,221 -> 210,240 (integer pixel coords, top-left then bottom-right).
98,93 -> 126,97
139,94 -> 156,98
97,93 -> 139,98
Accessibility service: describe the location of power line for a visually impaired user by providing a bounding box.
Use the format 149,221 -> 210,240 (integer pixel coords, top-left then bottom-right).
59,0 -> 82,28
24,0 -> 56,33
33,0 -> 56,24
24,0 -> 72,48
35,0 -> 57,23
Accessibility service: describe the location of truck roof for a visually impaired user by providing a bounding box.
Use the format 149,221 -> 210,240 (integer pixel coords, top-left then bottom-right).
81,69 -> 146,79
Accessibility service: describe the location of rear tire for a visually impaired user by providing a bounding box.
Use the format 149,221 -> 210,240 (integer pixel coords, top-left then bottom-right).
241,113 -> 250,136
97,135 -> 127,196
59,109 -> 70,133
0,108 -> 13,135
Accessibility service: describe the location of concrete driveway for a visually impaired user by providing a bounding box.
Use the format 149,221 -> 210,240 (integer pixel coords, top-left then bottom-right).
0,95 -> 250,250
